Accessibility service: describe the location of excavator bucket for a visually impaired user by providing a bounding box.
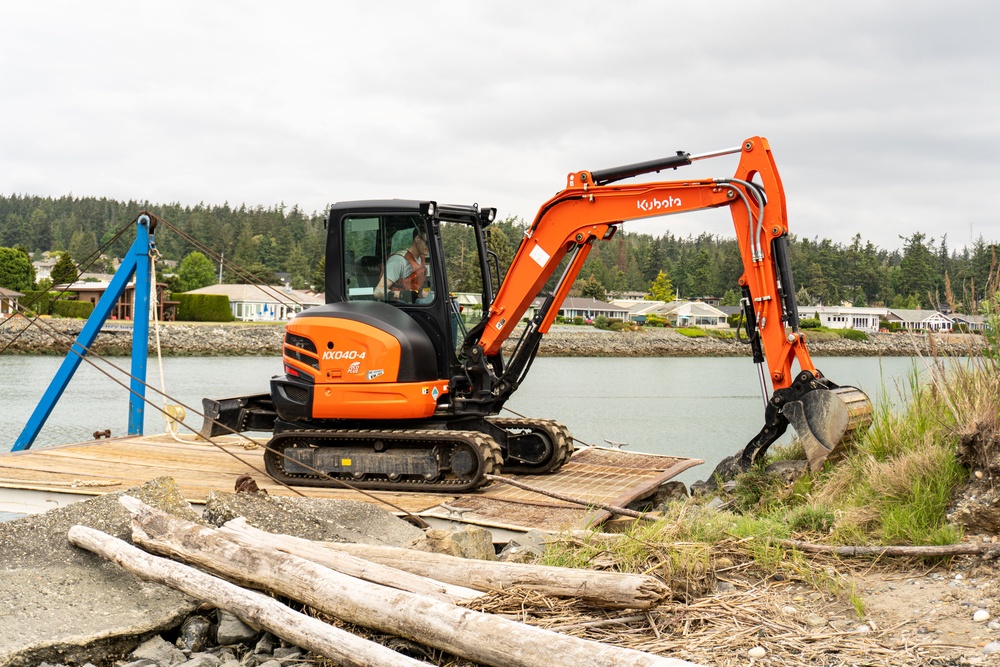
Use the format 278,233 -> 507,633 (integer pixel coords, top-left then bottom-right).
781,386 -> 873,471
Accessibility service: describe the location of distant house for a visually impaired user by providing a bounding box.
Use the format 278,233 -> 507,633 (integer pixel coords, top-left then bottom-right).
884,308 -> 953,332
653,300 -> 729,328
557,297 -> 631,322
183,284 -> 323,322
609,298 -> 666,323
64,280 -> 178,321
0,286 -> 23,317
798,306 -> 888,333
947,313 -> 987,332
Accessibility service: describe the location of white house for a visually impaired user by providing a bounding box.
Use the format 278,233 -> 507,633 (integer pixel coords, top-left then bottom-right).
183,284 -> 324,322
652,300 -> 729,328
557,297 -> 631,322
610,298 -> 665,323
884,308 -> 953,332
797,306 -> 888,333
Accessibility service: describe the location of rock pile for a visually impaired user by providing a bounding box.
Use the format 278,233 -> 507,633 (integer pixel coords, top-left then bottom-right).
0,315 -> 987,358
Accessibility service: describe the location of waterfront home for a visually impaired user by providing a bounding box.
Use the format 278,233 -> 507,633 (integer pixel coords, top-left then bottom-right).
610,298 -> 666,323
557,297 -> 632,322
884,308 -> 953,332
652,300 -> 729,328
947,313 -> 987,332
63,280 -> 177,321
797,306 -> 888,333
182,284 -> 323,322
0,286 -> 23,316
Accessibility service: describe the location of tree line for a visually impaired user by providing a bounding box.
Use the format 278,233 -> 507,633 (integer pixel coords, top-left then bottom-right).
0,194 -> 997,313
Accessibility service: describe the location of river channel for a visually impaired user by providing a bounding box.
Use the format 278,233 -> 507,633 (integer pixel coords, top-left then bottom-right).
1,355 -> 937,488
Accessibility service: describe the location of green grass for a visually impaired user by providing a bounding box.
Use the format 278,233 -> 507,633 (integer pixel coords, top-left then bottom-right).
540,276 -> 1000,607
674,327 -> 708,338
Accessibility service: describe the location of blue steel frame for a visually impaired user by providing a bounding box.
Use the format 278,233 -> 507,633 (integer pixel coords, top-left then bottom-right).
12,213 -> 157,451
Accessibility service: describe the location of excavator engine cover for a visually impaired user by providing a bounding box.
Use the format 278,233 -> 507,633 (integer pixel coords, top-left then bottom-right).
782,385 -> 872,471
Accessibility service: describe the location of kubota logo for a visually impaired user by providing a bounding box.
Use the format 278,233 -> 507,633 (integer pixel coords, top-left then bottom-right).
637,196 -> 682,212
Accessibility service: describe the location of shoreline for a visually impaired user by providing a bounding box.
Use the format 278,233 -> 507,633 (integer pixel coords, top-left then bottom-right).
0,317 -> 987,358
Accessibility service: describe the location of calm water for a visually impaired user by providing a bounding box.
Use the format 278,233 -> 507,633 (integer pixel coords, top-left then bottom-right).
0,354 -> 935,488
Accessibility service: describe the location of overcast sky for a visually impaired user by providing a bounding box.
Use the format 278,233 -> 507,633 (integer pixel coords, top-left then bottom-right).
2,2 -> 998,252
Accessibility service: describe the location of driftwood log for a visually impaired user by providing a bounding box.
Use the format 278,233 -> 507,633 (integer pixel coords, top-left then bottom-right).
121,496 -> 702,667
777,538 -> 1000,557
299,530 -> 671,609
217,518 -> 481,604
66,525 -> 431,667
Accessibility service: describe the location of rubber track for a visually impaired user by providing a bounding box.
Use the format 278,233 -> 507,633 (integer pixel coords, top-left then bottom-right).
264,428 -> 504,492
487,417 -> 575,475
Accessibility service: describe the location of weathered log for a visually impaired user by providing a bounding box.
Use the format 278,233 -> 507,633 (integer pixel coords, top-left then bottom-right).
777,538 -> 1000,557
121,496 -> 702,667
293,529 -> 670,609
217,518 -> 480,604
66,525 -> 431,667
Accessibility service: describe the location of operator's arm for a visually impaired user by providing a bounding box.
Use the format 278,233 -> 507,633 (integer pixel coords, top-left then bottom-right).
375,254 -> 405,301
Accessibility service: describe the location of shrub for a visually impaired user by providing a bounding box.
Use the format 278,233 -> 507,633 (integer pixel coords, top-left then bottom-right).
645,314 -> 666,327
609,321 -> 629,332
572,316 -> 585,325
727,313 -> 742,328
800,317 -> 821,329
176,294 -> 234,322
675,327 -> 707,338
707,328 -> 735,339
836,329 -> 869,342
593,315 -> 610,330
50,299 -> 94,319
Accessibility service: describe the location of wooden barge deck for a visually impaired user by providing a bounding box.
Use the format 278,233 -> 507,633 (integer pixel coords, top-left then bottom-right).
0,433 -> 702,534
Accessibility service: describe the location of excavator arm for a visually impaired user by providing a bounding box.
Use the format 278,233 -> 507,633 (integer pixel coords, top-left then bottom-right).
462,137 -> 871,472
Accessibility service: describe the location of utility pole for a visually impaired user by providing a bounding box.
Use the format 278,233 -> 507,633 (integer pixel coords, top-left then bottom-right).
218,251 -> 224,284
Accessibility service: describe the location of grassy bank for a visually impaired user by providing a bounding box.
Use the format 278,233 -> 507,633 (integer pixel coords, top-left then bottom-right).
540,282 -> 1000,616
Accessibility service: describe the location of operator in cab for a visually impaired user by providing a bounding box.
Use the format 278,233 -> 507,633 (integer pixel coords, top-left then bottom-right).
374,227 -> 432,303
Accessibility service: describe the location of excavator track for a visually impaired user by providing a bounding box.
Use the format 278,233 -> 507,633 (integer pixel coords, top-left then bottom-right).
487,417 -> 575,475
264,428 -> 504,492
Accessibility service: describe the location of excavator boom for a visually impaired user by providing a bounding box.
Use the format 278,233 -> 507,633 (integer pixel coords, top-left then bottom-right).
463,137 -> 872,471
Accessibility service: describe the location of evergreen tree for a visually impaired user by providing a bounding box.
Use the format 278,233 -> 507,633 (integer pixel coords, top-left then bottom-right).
312,256 -> 326,293
284,243 -> 311,289
68,230 -> 99,266
720,288 -> 741,306
50,252 -> 78,285
580,274 -> 606,300
895,233 -> 937,308
646,270 -> 674,301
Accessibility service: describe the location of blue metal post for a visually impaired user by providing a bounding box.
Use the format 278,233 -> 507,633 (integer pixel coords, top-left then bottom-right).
128,218 -> 153,434
12,214 -> 155,451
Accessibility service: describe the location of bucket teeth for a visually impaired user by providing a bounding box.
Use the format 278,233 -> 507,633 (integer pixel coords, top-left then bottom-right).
782,386 -> 873,471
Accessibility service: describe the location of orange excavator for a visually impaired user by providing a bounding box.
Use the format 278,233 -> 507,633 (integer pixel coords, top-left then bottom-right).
202,136 -> 872,491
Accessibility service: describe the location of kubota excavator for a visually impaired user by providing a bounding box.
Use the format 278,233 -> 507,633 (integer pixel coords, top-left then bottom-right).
202,136 -> 872,492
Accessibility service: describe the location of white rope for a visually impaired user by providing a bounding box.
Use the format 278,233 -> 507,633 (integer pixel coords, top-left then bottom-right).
149,253 -> 188,444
